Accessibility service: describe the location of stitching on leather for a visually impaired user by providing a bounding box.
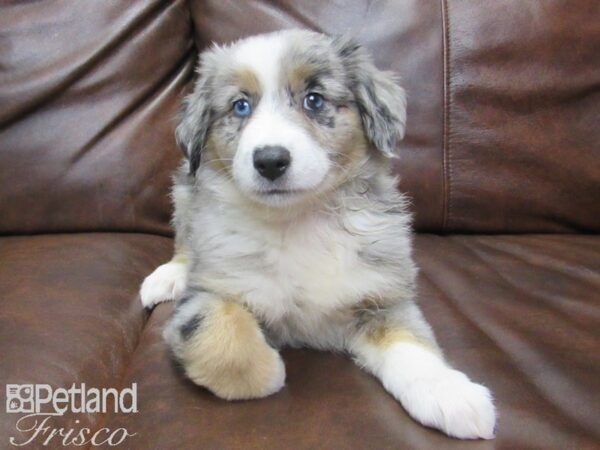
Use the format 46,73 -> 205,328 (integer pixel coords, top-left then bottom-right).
441,0 -> 451,231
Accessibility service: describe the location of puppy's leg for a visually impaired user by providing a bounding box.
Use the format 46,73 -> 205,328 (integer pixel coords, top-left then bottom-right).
164,290 -> 285,400
348,301 -> 496,440
140,166 -> 193,308
140,253 -> 188,308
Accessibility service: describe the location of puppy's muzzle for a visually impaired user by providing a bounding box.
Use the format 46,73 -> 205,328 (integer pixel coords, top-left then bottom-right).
253,146 -> 291,181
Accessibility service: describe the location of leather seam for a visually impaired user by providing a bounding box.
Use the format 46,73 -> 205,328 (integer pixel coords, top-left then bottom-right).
441,0 -> 451,231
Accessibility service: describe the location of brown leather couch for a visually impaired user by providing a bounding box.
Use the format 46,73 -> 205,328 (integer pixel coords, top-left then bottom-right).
1,1 -> 598,449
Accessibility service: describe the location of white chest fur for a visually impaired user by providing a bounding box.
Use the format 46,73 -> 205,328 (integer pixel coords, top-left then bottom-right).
190,205 -> 398,326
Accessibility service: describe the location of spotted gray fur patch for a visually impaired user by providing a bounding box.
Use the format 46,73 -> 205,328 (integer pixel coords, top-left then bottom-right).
180,314 -> 203,341
305,109 -> 335,128
177,286 -> 208,307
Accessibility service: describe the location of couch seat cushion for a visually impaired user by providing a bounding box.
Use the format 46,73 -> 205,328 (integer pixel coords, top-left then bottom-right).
0,233 -> 172,445
98,234 -> 600,449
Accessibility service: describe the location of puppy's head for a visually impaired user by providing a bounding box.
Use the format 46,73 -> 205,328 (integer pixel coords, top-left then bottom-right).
177,30 -> 406,207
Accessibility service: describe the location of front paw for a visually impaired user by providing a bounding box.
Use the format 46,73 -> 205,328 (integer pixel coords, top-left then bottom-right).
167,301 -> 286,400
202,347 -> 286,401
394,368 -> 496,440
140,261 -> 187,308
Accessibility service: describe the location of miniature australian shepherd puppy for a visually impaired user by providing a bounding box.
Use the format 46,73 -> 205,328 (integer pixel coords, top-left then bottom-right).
140,29 -> 496,440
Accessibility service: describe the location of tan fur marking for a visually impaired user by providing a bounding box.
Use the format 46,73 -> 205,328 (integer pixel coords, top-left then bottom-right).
234,67 -> 261,95
181,301 -> 283,400
368,326 -> 419,348
287,63 -> 314,92
203,136 -> 232,174
305,106 -> 369,176
171,253 -> 188,264
367,325 -> 437,353
333,109 -> 369,172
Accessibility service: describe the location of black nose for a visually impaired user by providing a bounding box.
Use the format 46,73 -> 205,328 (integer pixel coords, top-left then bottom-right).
253,146 -> 291,181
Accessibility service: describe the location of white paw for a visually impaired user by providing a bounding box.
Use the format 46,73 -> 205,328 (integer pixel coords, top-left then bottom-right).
139,261 -> 187,308
395,368 -> 496,440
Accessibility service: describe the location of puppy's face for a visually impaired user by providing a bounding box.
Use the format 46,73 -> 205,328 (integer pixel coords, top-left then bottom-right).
177,30 -> 406,207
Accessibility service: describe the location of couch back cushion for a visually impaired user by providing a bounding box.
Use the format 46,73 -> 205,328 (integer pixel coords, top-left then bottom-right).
442,0 -> 600,232
1,1 -> 598,235
0,0 -> 193,235
191,0 -> 600,233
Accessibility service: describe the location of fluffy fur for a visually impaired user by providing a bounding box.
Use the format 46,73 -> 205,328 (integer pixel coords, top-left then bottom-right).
141,30 -> 496,440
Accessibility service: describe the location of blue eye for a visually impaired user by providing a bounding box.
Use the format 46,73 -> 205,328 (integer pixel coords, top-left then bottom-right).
233,99 -> 251,117
303,93 -> 325,112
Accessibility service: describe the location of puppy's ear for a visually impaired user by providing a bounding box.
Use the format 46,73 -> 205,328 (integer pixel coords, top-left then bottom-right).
335,37 -> 407,157
176,52 -> 215,175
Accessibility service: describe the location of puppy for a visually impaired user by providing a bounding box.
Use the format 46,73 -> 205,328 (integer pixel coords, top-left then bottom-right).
140,29 -> 496,440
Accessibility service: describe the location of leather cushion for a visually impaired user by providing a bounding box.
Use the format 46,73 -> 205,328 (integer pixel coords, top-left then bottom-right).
443,0 -> 600,232
0,0 -> 193,235
0,233 -> 172,443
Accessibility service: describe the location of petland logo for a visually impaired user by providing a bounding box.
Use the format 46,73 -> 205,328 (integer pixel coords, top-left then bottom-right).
6,383 -> 137,447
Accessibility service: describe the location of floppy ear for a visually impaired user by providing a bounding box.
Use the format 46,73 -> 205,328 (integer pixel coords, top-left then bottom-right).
175,54 -> 215,175
335,37 -> 407,157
